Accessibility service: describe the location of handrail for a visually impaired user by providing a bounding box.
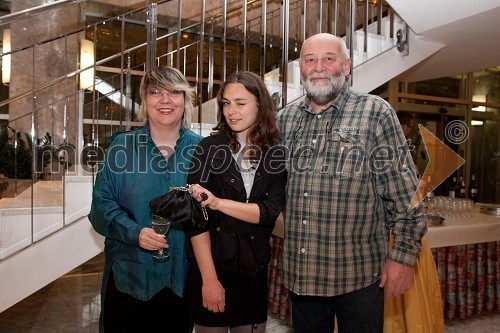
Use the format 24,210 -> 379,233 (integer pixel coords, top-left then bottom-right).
1,0 -> 402,130
5,36 -> 210,129
0,0 -> 406,265
0,0 -> 85,26
0,0 -> 265,109
1,0 -> 401,120
0,0 -> 174,59
0,1 -> 172,109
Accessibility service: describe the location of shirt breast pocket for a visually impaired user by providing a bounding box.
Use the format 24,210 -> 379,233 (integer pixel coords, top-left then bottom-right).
324,133 -> 365,179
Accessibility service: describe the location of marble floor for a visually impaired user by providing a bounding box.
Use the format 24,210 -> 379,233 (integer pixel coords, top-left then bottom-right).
0,252 -> 499,333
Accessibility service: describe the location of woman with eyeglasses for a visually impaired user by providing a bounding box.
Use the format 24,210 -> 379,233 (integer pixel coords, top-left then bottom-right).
89,66 -> 202,332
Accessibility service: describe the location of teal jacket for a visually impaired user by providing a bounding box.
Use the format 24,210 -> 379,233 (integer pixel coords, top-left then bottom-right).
89,123 -> 202,302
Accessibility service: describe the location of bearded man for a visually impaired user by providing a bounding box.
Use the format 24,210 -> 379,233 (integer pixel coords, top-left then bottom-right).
276,33 -> 426,333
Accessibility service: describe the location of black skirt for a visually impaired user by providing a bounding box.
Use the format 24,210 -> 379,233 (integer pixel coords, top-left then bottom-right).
186,265 -> 268,327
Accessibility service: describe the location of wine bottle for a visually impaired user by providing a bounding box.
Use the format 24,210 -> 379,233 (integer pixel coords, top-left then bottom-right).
468,174 -> 479,203
460,180 -> 466,198
448,176 -> 457,198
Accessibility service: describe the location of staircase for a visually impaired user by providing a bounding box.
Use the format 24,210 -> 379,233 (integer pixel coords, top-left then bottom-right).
0,172 -> 95,259
0,0 -> 442,313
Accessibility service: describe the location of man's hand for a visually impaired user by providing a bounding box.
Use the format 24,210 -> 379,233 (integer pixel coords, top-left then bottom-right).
379,260 -> 414,297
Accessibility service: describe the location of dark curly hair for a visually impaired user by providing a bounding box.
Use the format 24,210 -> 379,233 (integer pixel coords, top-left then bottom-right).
213,71 -> 280,156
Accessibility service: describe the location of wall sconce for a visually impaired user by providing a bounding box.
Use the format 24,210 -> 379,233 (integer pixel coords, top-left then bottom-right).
2,29 -> 11,85
79,38 -> 95,91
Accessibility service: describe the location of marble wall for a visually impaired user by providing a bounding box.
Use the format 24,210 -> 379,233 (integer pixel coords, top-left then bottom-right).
5,0 -> 355,149
9,0 -> 80,147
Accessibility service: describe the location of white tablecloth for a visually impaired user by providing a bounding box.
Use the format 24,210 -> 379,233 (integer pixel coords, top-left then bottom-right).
273,209 -> 500,249
426,209 -> 500,248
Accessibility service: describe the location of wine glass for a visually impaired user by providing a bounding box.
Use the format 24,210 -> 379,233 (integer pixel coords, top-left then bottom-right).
151,214 -> 171,261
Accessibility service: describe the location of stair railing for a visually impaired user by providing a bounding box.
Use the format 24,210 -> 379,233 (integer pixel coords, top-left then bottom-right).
0,0 -> 406,261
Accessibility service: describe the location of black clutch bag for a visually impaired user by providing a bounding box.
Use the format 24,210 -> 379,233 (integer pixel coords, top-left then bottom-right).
149,185 -> 208,229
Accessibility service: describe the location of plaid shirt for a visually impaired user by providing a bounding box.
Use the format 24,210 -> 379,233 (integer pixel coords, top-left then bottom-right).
277,83 -> 426,296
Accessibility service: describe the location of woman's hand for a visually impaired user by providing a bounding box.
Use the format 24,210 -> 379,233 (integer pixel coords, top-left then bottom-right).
138,227 -> 167,251
202,279 -> 226,313
190,184 -> 220,210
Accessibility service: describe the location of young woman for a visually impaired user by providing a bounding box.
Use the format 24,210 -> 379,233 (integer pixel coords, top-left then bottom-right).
186,71 -> 287,333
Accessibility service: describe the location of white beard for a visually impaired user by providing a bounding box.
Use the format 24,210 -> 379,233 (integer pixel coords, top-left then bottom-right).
302,70 -> 346,105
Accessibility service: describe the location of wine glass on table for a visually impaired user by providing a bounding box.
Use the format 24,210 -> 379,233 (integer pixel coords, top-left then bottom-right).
151,214 -> 171,261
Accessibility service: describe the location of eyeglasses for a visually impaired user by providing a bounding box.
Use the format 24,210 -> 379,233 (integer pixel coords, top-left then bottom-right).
147,88 -> 183,99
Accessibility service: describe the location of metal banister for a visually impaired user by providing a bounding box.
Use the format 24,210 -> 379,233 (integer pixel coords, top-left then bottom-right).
0,0 -> 407,265
0,0 -> 85,25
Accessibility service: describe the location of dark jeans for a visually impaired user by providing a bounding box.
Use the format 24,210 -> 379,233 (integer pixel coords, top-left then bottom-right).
103,271 -> 191,333
290,281 -> 383,333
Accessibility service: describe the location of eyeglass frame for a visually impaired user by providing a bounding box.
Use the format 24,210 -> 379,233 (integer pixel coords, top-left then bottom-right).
146,88 -> 184,99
